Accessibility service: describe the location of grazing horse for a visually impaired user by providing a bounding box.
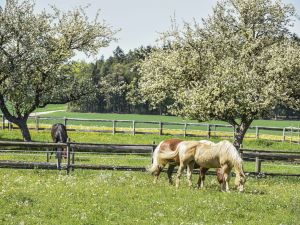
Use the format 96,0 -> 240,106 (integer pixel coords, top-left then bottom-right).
196,140 -> 224,189
148,138 -> 182,184
51,123 -> 68,170
148,139 -> 223,186
173,140 -> 246,192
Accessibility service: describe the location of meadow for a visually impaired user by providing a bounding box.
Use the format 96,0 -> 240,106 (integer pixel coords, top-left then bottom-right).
1,106 -> 300,224
22,104 -> 300,143
0,169 -> 299,225
26,104 -> 300,128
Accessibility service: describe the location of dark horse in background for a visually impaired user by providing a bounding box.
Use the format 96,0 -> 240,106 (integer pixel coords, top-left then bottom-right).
51,123 -> 68,170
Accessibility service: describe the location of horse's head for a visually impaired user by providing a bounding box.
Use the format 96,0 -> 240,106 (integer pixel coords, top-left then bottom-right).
147,164 -> 161,175
235,173 -> 246,192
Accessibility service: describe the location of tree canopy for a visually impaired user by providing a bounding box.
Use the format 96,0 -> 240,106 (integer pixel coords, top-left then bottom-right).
0,0 -> 116,141
138,0 -> 300,148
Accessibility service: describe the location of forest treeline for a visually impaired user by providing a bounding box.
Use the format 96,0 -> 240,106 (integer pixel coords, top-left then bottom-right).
69,46 -> 300,119
69,46 -> 169,115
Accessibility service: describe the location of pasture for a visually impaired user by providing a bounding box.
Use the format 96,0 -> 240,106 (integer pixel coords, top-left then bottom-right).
31,104 -> 300,127
1,113 -> 300,224
14,104 -> 300,143
0,169 -> 299,225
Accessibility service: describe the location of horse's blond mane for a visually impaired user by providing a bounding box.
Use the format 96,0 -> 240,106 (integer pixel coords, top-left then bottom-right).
215,140 -> 244,175
147,141 -> 162,173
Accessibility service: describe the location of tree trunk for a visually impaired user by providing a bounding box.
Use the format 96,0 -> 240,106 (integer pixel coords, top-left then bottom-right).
233,121 -> 252,151
15,119 -> 32,142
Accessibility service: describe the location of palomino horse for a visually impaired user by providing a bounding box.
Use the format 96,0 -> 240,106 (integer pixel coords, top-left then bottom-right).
173,140 -> 246,192
148,139 -> 223,186
51,123 -> 68,170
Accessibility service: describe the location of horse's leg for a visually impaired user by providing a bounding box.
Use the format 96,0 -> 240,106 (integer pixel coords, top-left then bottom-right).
176,163 -> 186,188
221,164 -> 231,192
216,168 -> 224,184
56,148 -> 62,170
167,165 -> 175,185
224,168 -> 232,192
153,165 -> 163,184
63,147 -> 67,159
198,167 -> 209,189
186,161 -> 195,187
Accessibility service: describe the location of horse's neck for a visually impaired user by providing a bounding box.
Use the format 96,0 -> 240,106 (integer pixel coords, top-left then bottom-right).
209,144 -> 220,157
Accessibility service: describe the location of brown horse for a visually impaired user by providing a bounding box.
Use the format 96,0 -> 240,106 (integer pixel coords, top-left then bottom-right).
148,138 -> 223,186
51,123 -> 68,170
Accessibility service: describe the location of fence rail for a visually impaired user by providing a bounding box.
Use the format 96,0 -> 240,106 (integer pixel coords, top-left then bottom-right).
0,141 -> 299,176
2,115 -> 300,142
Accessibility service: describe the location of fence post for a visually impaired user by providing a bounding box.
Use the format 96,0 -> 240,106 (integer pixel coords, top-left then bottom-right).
207,124 -> 211,139
64,117 -> 67,127
255,156 -> 261,174
112,120 -> 116,135
71,145 -> 75,171
183,123 -> 187,138
213,125 -> 217,137
132,120 -> 136,135
66,139 -> 71,175
56,147 -> 62,171
159,122 -> 163,135
282,128 -> 286,142
255,126 -> 259,139
35,116 -> 39,131
8,122 -> 12,131
46,148 -> 50,162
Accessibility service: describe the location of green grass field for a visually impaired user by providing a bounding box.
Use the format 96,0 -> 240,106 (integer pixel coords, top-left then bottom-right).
26,104 -> 300,143
1,106 -> 300,224
3,104 -> 300,143
32,104 -> 300,127
0,169 -> 299,225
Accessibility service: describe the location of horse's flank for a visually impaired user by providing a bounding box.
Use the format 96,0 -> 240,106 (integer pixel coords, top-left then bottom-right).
148,138 -> 182,174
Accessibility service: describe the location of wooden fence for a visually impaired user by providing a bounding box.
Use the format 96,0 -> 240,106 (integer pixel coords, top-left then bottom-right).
0,141 -> 299,176
2,114 -> 300,142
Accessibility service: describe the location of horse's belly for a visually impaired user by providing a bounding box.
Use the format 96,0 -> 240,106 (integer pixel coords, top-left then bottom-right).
195,158 -> 220,168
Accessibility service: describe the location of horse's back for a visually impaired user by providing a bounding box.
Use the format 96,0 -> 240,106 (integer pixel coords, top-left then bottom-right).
198,140 -> 215,145
179,141 -> 201,151
160,138 -> 182,152
51,123 -> 68,143
177,141 -> 204,163
155,138 -> 183,163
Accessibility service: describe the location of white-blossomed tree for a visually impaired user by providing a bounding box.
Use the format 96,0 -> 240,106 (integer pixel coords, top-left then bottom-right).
0,0 -> 116,141
139,0 -> 300,149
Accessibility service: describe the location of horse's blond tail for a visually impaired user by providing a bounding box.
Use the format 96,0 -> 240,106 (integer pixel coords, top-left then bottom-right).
158,146 -> 180,160
147,142 -> 163,173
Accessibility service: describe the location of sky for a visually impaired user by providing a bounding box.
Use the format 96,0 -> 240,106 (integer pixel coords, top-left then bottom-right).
1,0 -> 300,60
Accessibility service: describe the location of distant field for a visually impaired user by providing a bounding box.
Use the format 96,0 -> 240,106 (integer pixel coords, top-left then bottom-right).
26,105 -> 300,143
2,104 -> 300,143
33,104 -> 67,112
31,104 -> 300,128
